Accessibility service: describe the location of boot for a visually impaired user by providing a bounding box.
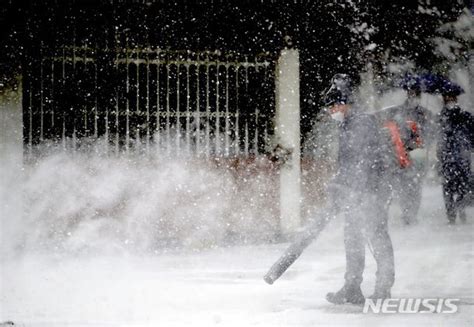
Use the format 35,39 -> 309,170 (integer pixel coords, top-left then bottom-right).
326,284 -> 365,305
459,210 -> 467,223
447,208 -> 456,225
447,213 -> 456,225
368,288 -> 391,300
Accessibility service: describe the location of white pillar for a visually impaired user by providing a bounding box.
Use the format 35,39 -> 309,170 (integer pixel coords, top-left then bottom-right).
359,61 -> 377,113
0,77 -> 23,258
275,48 -> 301,235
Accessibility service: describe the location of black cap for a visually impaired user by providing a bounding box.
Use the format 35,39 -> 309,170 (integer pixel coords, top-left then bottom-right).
441,81 -> 464,97
323,73 -> 353,106
421,73 -> 464,97
400,74 -> 421,92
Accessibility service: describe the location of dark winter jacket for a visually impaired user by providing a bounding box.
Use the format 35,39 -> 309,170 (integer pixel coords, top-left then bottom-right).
332,110 -> 388,195
437,104 -> 474,181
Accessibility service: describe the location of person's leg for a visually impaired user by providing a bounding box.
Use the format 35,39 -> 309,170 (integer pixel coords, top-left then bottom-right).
458,207 -> 467,223
454,177 -> 469,223
400,178 -> 422,224
442,180 -> 456,224
366,199 -> 395,298
326,210 -> 365,304
344,212 -> 365,286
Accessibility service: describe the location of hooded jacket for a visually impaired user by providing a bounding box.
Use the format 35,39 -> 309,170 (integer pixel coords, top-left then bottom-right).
437,104 -> 474,181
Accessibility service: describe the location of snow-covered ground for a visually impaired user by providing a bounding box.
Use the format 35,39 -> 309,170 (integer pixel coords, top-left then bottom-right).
1,184 -> 473,326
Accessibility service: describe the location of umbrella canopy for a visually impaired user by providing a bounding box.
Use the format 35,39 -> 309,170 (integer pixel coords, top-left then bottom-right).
419,73 -> 465,96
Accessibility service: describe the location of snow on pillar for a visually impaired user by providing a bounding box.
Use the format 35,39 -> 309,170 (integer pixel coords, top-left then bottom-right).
275,48 -> 301,235
359,61 -> 378,112
0,76 -> 23,257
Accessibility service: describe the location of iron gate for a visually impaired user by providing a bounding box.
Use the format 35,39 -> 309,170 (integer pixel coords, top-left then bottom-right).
24,46 -> 277,157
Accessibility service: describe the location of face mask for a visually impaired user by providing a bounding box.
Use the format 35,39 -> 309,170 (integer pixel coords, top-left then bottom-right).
330,111 -> 345,123
407,96 -> 420,107
446,101 -> 457,109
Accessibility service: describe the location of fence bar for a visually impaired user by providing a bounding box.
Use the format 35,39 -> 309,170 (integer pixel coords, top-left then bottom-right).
83,47 -> 88,135
28,75 -> 33,151
205,61 -> 210,157
234,68 -> 240,156
94,60 -> 98,138
156,62 -> 160,148
254,109 -> 259,155
195,64 -> 200,155
115,48 -> 120,154
224,66 -> 229,157
51,59 -> 55,129
125,43 -> 130,152
215,64 -> 220,155
146,54 -> 150,151
61,47 -> 66,150
176,64 -> 181,154
244,121 -> 249,156
39,59 -> 44,142
135,51 -> 140,143
185,64 -> 190,153
165,64 -> 170,153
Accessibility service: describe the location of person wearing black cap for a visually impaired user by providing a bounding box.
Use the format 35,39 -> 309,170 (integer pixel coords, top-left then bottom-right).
323,74 -> 395,304
437,81 -> 473,224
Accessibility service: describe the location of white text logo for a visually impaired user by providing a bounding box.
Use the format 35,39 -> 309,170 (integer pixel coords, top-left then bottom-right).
363,298 -> 459,314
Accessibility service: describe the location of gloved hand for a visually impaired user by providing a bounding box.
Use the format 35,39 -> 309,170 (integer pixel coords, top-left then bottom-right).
326,182 -> 352,213
433,160 -> 443,177
408,148 -> 428,170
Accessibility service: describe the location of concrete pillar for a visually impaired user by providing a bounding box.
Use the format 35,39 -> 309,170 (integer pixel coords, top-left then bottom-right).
275,48 -> 301,235
359,61 -> 378,113
0,77 -> 23,257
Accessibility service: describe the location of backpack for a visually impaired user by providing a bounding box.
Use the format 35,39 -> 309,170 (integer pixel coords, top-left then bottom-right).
375,106 -> 424,169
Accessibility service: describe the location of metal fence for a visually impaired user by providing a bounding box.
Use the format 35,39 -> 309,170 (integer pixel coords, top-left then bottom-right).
24,46 -> 277,157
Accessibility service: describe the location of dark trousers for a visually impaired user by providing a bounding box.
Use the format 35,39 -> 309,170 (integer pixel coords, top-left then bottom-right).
390,166 -> 423,224
399,179 -> 422,224
343,193 -> 395,291
442,177 -> 469,222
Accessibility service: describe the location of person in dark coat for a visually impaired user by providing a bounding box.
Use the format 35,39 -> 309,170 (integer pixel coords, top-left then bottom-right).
384,75 -> 435,225
323,74 -> 395,304
437,82 -> 473,224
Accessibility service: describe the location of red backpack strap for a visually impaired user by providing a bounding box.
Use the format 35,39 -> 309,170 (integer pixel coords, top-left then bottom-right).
406,120 -> 423,147
384,121 -> 411,168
